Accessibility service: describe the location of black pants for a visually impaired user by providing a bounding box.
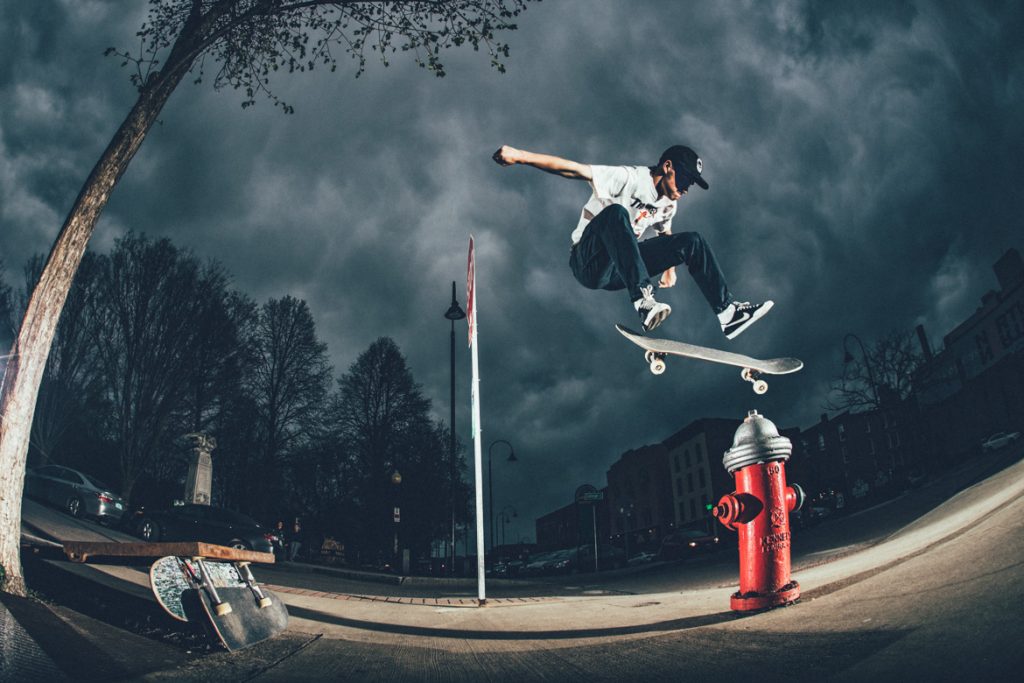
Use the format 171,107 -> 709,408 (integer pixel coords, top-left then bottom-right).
569,205 -> 732,313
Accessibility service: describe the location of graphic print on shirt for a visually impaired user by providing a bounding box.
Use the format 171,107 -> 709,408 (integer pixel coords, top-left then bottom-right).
629,198 -> 672,238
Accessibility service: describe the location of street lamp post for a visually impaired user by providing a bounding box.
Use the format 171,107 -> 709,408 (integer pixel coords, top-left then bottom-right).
498,505 -> 517,548
444,282 -> 466,575
390,469 -> 402,571
488,439 -> 517,555
843,333 -> 879,408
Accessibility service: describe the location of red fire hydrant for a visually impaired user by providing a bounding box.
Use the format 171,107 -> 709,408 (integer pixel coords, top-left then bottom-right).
713,410 -> 804,611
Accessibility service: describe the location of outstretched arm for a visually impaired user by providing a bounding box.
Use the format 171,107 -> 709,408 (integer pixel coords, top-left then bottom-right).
492,145 -> 593,181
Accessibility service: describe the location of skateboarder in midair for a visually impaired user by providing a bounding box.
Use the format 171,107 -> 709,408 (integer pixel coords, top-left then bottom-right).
492,144 -> 772,337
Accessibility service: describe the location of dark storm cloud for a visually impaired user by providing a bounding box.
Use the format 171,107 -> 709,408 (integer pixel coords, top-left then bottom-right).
1,0 -> 1022,536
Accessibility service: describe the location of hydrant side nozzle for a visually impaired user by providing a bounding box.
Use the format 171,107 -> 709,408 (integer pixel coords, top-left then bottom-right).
713,492 -> 762,529
787,482 -> 806,513
712,493 -> 739,529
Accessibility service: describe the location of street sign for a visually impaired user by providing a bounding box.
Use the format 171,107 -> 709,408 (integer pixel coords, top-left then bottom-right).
575,484 -> 604,504
393,507 -> 401,523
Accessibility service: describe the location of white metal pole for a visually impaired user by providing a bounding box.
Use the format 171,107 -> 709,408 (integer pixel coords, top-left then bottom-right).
467,236 -> 486,604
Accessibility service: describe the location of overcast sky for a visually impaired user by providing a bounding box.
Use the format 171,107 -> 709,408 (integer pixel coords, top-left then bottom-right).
2,1 -> 1022,541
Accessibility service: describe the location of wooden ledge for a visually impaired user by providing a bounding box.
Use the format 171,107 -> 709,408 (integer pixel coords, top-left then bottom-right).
62,541 -> 275,564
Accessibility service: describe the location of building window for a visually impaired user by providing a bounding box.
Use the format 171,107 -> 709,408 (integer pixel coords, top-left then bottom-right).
698,469 -> 706,488
975,331 -> 995,365
684,450 -> 691,468
679,502 -> 686,521
674,454 -> 680,473
696,443 -> 703,461
689,500 -> 696,519
687,472 -> 694,493
675,478 -> 682,496
841,446 -> 848,463
994,301 -> 1023,348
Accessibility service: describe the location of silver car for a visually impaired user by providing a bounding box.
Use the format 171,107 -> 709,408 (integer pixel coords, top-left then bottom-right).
25,465 -> 126,523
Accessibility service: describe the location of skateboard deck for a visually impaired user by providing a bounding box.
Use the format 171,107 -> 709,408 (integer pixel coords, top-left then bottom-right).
150,556 -> 246,622
182,586 -> 289,651
616,324 -> 803,394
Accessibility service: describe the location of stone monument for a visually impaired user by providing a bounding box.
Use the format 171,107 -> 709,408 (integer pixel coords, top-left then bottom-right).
183,432 -> 216,505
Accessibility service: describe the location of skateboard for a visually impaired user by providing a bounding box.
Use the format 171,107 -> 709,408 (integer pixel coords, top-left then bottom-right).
182,585 -> 289,652
149,555 -> 286,650
616,324 -> 803,394
150,556 -> 249,622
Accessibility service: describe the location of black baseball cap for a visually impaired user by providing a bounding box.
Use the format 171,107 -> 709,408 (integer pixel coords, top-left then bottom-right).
660,145 -> 708,190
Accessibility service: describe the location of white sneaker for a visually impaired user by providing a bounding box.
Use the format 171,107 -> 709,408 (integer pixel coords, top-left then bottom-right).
719,300 -> 774,340
635,285 -> 671,332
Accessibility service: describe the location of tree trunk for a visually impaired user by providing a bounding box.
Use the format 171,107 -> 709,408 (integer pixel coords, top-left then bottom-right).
0,68 -> 189,596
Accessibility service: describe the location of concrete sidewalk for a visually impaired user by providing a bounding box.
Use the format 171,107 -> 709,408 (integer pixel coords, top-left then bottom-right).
5,453 -> 1023,681
263,453 -> 1024,646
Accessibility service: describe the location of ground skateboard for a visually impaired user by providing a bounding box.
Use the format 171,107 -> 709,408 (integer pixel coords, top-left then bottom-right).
182,585 -> 289,651
149,555 -> 286,650
616,324 -> 803,394
150,556 -> 249,622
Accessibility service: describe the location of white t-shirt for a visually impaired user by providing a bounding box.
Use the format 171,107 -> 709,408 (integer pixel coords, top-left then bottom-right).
571,165 -> 678,245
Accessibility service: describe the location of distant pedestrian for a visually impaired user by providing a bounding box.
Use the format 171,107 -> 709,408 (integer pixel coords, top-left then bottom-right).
289,519 -> 303,562
272,520 -> 287,560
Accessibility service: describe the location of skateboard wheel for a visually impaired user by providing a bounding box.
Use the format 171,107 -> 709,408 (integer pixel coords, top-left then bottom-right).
215,602 -> 233,616
753,380 -> 768,395
259,597 -> 273,609
650,359 -> 666,375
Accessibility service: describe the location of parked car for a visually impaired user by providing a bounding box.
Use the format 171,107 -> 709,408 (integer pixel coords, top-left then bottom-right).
659,529 -> 720,559
24,465 -> 126,523
576,544 -> 627,571
133,504 -> 274,553
981,431 -> 1021,452
521,549 -> 575,576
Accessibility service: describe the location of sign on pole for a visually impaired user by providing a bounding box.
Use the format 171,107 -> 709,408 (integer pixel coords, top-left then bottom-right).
468,236 -> 487,604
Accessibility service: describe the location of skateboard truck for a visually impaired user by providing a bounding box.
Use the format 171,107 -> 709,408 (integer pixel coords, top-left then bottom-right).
740,368 -> 769,395
644,350 -> 667,375
236,561 -> 273,608
192,556 -> 233,616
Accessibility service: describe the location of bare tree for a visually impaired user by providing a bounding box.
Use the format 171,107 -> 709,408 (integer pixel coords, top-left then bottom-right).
0,0 -> 534,594
21,255 -> 105,467
240,295 -> 332,516
90,234 -> 234,501
826,330 -> 924,413
332,337 -> 447,560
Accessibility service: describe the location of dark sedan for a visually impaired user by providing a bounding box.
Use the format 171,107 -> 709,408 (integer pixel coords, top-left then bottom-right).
25,465 -> 126,523
134,504 -> 274,553
659,529 -> 721,559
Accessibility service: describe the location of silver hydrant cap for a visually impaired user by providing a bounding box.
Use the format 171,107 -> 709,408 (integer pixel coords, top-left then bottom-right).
722,410 -> 793,473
